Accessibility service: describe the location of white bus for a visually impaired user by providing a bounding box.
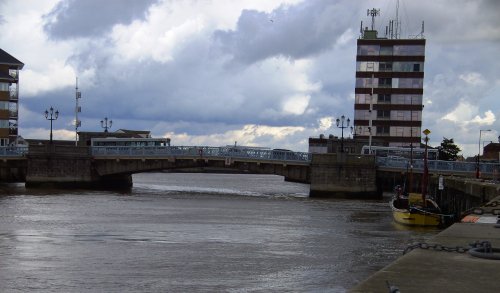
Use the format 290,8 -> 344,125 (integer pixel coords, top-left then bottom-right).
361,145 -> 438,160
91,137 -> 171,147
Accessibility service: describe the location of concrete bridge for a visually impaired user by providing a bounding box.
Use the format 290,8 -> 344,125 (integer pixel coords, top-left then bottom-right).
2,144 -> 311,188
1,145 -> 499,198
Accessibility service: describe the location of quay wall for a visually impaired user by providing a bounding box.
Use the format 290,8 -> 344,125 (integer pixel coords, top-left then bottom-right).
428,176 -> 500,217
0,158 -> 26,182
309,153 -> 380,198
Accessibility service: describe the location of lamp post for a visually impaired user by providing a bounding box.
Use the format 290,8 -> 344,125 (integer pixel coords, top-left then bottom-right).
336,115 -> 350,153
101,117 -> 112,133
44,107 -> 59,144
477,129 -> 492,178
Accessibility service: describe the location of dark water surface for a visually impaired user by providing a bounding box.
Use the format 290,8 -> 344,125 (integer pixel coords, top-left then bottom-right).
0,173 -> 439,292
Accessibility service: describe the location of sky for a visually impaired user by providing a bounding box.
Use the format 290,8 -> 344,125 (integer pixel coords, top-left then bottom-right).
1,0 -> 499,157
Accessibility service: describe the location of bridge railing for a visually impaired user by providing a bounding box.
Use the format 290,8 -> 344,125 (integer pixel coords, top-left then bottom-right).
0,146 -> 28,157
376,157 -> 500,175
91,146 -> 312,163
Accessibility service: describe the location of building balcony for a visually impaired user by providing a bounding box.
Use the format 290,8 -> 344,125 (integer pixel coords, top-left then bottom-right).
9,111 -> 18,119
9,69 -> 19,80
9,90 -> 18,101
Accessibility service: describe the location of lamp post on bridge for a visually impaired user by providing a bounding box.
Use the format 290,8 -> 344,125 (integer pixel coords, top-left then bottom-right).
101,117 -> 112,133
44,106 -> 59,144
477,129 -> 492,178
336,115 -> 350,153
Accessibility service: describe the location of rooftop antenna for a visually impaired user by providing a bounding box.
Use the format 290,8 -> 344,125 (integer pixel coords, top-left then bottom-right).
395,0 -> 400,39
367,8 -> 380,30
417,21 -> 425,39
74,77 -> 82,146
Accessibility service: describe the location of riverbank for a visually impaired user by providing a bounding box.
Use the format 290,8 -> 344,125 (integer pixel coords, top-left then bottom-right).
351,198 -> 500,292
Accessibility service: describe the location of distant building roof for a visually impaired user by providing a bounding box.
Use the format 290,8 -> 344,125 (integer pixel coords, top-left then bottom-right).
483,142 -> 500,161
77,130 -> 152,146
115,129 -> 151,137
0,48 -> 24,69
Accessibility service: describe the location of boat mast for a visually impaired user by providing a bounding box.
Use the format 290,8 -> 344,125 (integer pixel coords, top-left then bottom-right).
421,129 -> 431,205
75,77 -> 82,146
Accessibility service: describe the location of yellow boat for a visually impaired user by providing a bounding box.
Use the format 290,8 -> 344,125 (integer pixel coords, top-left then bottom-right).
390,192 -> 442,226
390,129 -> 444,227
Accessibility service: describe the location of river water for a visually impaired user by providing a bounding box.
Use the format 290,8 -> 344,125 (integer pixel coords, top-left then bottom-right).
0,173 -> 439,292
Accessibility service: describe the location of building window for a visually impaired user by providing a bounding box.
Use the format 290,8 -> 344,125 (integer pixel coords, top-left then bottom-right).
0,101 -> 9,110
357,45 -> 380,56
376,126 -> 390,135
393,45 -> 425,56
394,127 -> 404,136
356,78 -> 377,88
393,62 -> 424,72
355,94 -> 375,104
377,110 -> 390,118
378,78 -> 392,88
397,78 -> 423,89
379,46 -> 393,55
356,62 -> 378,72
378,94 -> 391,103
0,120 -> 9,128
379,62 -> 392,71
0,83 -> 9,92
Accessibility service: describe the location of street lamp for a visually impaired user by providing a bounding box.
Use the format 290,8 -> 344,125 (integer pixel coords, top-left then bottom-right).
101,117 -> 112,133
477,129 -> 492,178
44,106 -> 59,144
336,115 -> 350,153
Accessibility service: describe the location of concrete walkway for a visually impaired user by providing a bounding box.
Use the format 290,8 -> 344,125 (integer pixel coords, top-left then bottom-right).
350,222 -> 500,292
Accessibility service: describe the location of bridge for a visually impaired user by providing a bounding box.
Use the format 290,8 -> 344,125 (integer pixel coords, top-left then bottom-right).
1,145 -> 499,196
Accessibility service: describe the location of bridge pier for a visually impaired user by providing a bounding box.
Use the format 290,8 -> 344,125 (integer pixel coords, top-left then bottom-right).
25,145 -> 132,189
309,153 -> 381,198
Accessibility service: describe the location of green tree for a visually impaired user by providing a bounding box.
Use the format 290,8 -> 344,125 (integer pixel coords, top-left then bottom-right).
438,137 -> 461,161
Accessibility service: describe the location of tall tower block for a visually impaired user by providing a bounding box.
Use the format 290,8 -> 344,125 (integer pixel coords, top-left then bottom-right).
354,8 -> 425,148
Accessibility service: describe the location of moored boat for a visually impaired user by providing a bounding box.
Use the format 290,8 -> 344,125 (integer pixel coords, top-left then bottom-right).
389,129 -> 444,227
390,190 -> 442,226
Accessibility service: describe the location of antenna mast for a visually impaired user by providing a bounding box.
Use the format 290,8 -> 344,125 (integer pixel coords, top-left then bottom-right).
74,77 -> 82,146
395,0 -> 400,39
367,8 -> 380,30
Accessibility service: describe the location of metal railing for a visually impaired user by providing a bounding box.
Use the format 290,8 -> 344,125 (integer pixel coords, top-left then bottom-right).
0,146 -> 28,157
91,146 -> 312,163
376,157 -> 500,175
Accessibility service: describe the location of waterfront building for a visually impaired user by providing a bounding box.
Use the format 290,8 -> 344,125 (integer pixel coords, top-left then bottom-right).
308,134 -> 384,154
77,129 -> 152,146
483,140 -> 500,162
0,49 -> 24,146
354,9 -> 425,148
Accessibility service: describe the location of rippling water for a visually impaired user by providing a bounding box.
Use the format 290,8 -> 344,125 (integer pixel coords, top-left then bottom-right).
0,173 -> 439,292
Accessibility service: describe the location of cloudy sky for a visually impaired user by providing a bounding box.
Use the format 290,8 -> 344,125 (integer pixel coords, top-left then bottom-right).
1,0 -> 499,157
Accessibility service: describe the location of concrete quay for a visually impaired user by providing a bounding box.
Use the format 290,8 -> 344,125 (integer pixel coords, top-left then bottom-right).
350,221 -> 500,292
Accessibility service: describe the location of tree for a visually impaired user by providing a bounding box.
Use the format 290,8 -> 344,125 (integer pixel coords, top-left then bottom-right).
438,137 -> 461,161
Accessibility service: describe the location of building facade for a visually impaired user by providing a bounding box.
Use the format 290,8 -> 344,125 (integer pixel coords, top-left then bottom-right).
0,49 -> 24,146
308,135 -> 385,154
353,14 -> 425,148
483,140 -> 500,162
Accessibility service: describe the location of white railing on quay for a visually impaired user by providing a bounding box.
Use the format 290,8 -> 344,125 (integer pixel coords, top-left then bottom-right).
0,146 -> 28,157
91,146 -> 312,163
376,157 -> 500,175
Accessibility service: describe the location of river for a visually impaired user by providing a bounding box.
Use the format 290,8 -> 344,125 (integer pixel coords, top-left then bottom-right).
0,173 -> 439,292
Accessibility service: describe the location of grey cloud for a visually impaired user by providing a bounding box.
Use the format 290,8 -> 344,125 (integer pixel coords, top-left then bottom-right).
214,0 -> 356,65
43,0 -> 158,39
24,1 -> 359,135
